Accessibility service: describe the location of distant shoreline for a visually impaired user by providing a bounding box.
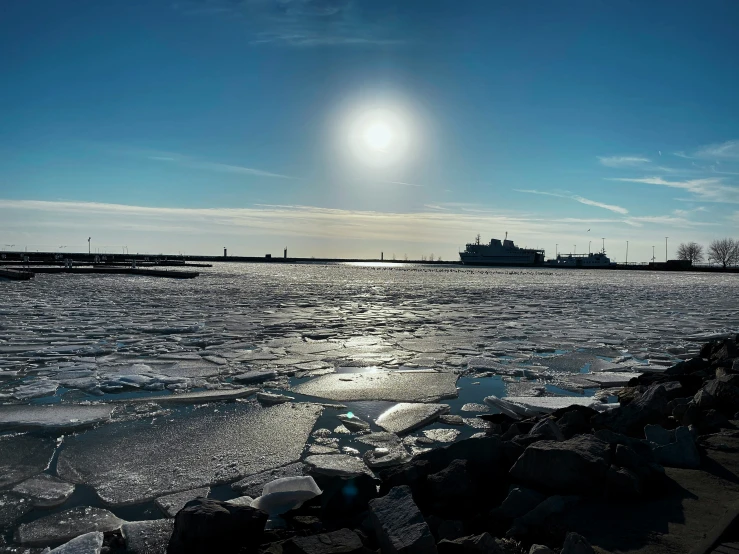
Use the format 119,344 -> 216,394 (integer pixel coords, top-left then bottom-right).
1,251 -> 738,273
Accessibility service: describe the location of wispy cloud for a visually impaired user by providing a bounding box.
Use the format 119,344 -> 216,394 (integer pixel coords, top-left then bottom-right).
694,140 -> 739,160
598,156 -> 651,168
607,176 -> 739,203
140,152 -> 291,179
516,189 -> 629,215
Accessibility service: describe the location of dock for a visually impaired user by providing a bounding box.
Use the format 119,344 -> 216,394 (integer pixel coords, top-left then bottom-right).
0,268 -> 34,280
23,267 -> 199,279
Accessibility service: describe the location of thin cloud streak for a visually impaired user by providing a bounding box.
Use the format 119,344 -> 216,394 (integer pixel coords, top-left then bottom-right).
516,189 -> 629,214
146,154 -> 291,179
694,140 -> 739,160
608,176 -> 739,203
598,156 -> 651,168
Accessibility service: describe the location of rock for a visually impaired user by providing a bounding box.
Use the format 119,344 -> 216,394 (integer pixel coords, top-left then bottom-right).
0,492 -> 33,529
561,532 -> 594,554
700,379 -> 739,416
231,463 -> 305,496
529,546 -> 555,554
509,496 -> 579,538
644,424 -> 671,446
377,460 -> 431,497
652,426 -> 701,468
605,465 -> 642,498
15,507 -> 123,547
337,414 -> 370,432
495,487 -> 547,520
313,473 -> 379,521
368,485 -> 437,554
282,528 -> 368,554
304,455 -> 373,479
12,474 -> 75,508
594,429 -> 654,460
427,460 -> 472,500
167,497 -> 267,554
555,410 -> 592,439
251,476 -> 322,517
665,357 -> 709,376
509,435 -> 611,495
437,533 -> 501,554
415,436 -> 505,476
121,519 -> 173,554
528,419 -> 564,441
155,487 -> 210,518
225,495 -> 254,507
434,519 -> 466,542
376,403 -> 450,435
257,392 -> 295,405
47,531 -> 103,554
591,384 -> 668,436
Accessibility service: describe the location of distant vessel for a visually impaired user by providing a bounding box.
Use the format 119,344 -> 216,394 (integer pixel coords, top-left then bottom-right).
546,251 -> 613,268
459,233 -> 545,266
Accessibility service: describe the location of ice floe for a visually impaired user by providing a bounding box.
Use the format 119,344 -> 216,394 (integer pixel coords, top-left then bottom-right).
12,474 -> 75,507
375,403 -> 450,435
155,487 -> 210,518
0,404 -> 114,432
47,531 -> 104,554
0,435 -> 56,488
121,520 -> 173,554
304,454 -> 373,478
15,507 -> 123,547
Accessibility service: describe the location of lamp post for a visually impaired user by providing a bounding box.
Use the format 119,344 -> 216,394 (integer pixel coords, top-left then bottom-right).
574,245 -> 576,255
665,237 -> 668,262
555,244 -> 558,258
588,241 -> 591,255
652,246 -> 655,263
626,241 -> 629,265
601,237 -> 605,253
88,237 -> 91,255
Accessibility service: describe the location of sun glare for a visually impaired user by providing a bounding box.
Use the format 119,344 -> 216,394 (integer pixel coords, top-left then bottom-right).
343,105 -> 414,168
363,121 -> 393,151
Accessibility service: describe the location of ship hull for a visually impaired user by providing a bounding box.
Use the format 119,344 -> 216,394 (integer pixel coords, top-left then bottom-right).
459,254 -> 543,266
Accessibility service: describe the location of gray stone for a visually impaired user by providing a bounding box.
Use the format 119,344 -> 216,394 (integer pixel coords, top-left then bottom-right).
561,532 -> 595,554
605,466 -> 642,498
529,546 -> 555,554
496,487 -> 547,519
0,435 -> 56,488
529,418 -> 564,441
652,426 -> 701,468
437,532 -> 501,554
121,519 -> 173,554
644,424 -> 671,446
591,384 -> 668,436
509,435 -> 611,495
47,531 -> 103,554
509,496 -> 579,538
13,474 -> 75,508
427,460 -> 472,500
376,403 -> 449,435
15,507 -> 124,547
231,462 -> 304,496
283,528 -> 367,554
155,487 -> 210,518
368,485 -> 437,554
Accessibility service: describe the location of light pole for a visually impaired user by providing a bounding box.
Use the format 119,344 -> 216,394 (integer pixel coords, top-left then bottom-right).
88,237 -> 91,255
555,244 -> 558,258
601,237 -> 605,253
626,241 -> 629,265
574,245 -> 576,255
665,237 -> 668,262
652,246 -> 655,263
588,241 -> 591,255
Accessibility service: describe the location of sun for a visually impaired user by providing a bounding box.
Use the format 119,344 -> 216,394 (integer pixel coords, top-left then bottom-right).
363,121 -> 393,151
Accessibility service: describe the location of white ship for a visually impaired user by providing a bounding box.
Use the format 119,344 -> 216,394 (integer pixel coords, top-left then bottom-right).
459,234 -> 545,266
546,251 -> 613,268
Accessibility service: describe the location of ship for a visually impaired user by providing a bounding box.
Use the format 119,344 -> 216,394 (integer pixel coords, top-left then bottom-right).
545,251 -> 613,268
459,233 -> 545,266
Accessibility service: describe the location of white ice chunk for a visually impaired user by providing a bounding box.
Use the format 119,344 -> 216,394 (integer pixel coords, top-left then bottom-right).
0,435 -> 57,488
257,392 -> 294,405
375,403 -> 449,435
225,495 -> 254,507
155,487 -> 210,518
485,395 -> 614,417
13,474 -> 75,507
47,531 -> 104,554
580,372 -> 642,387
304,454 -> 373,478
12,380 -> 59,400
121,520 -> 174,554
15,507 -> 123,547
0,404 -> 114,432
251,476 -> 322,516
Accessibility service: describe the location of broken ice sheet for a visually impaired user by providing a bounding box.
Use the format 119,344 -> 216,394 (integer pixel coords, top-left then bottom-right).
0,404 -> 114,432
375,403 -> 449,435
0,434 -> 56,488
57,402 -> 322,506
15,506 -> 123,547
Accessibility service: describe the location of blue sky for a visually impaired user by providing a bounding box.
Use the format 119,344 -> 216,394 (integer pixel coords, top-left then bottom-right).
1,0 -> 738,261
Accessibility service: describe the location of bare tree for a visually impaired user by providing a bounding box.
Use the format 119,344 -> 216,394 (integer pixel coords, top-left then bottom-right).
708,238 -> 739,268
676,242 -> 704,264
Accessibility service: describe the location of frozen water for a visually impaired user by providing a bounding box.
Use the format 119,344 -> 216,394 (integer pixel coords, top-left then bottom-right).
15,507 -> 123,547
230,462 -> 304,496
375,403 -> 450,435
422,428 -> 461,443
47,531 -> 104,554
579,372 -> 641,387
154,487 -> 210,518
13,474 -> 75,508
57,402 -> 322,506
0,435 -> 56,488
121,520 -> 173,554
304,454 -> 373,478
256,392 -> 294,405
225,495 -> 254,507
251,476 -> 322,516
0,404 -> 114,432
121,388 -> 258,405
485,395 -> 610,417
293,372 -> 458,402
0,492 -> 33,529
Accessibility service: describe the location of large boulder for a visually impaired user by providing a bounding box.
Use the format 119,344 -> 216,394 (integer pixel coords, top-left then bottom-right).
368,485 -> 437,554
561,532 -> 595,554
282,528 -> 370,554
314,473 -> 379,522
494,487 -> 547,520
437,532 -> 502,554
651,426 -> 701,468
166,497 -> 267,554
508,495 -> 580,539
665,357 -> 709,376
427,460 -> 473,501
378,460 -> 431,497
699,379 -> 739,416
591,384 -> 669,436
509,435 -> 611,495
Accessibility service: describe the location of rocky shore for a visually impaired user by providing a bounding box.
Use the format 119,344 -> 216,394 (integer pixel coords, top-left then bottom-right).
4,335 -> 739,554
